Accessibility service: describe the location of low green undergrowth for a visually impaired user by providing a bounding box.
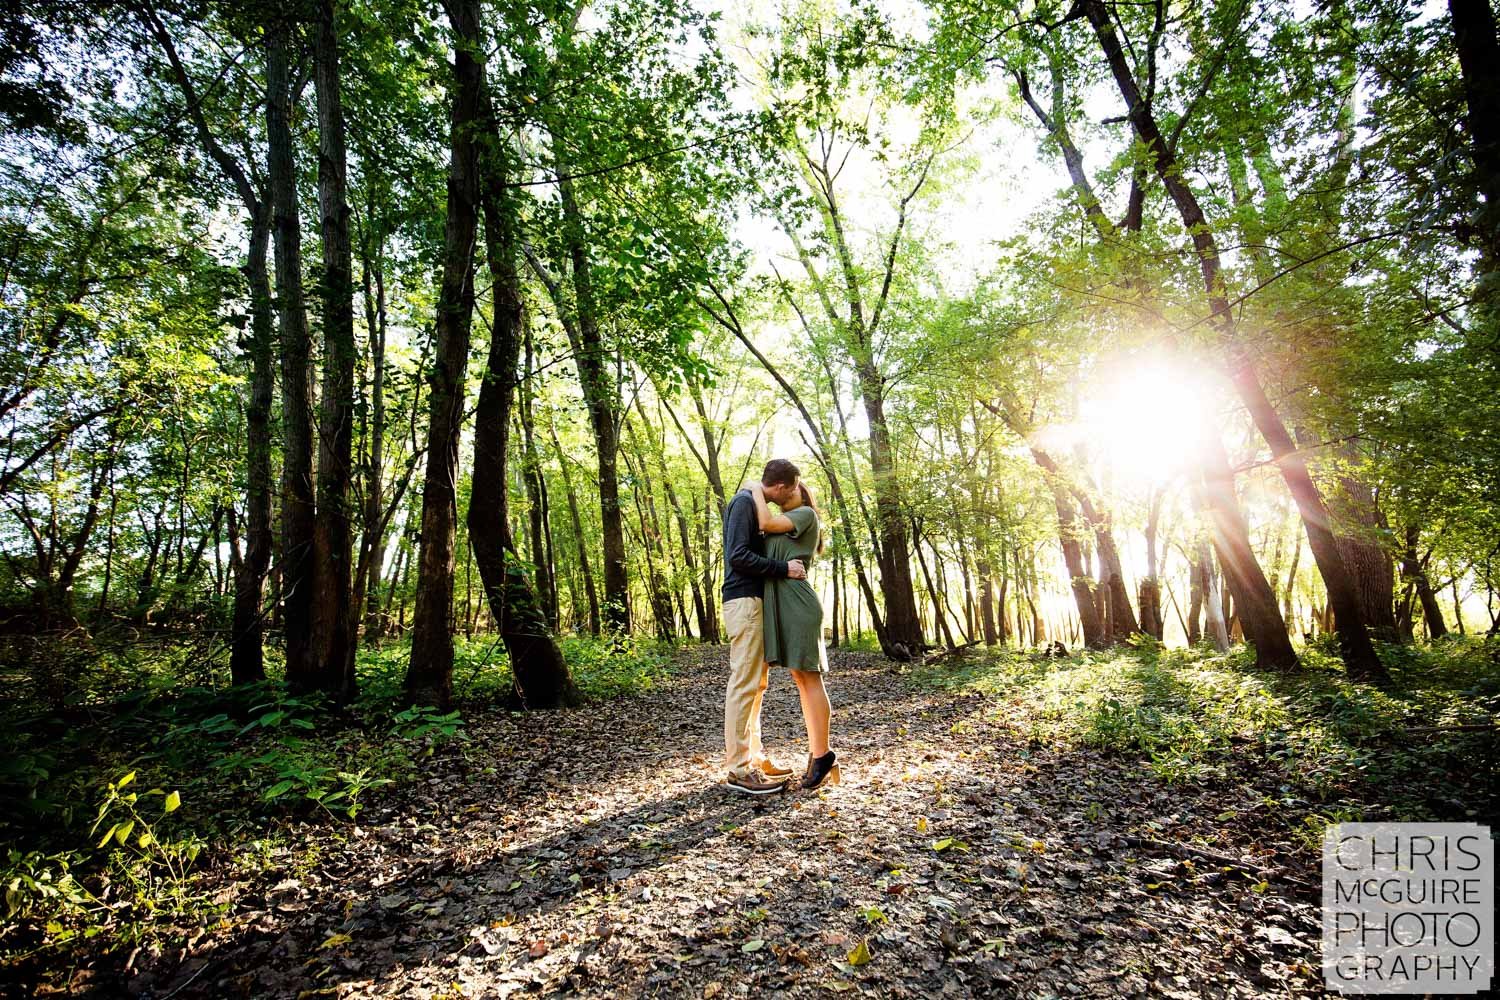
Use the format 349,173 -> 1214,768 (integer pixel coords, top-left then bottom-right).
0,629 -> 677,974
909,635 -> 1498,814
354,632 -> 677,705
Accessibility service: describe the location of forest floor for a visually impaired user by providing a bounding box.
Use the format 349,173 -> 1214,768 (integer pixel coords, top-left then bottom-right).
72,644 -> 1389,1000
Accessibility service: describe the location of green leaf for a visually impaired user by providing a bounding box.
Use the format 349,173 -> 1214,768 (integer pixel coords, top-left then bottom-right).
164,790 -> 181,813
116,771 -> 136,789
741,939 -> 765,953
846,938 -> 872,966
264,780 -> 296,800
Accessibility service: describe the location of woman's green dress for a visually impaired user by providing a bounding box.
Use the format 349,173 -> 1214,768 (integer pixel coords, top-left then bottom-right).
763,506 -> 826,672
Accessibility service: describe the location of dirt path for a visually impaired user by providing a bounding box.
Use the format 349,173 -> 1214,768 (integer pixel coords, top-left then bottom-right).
137,648 -> 1326,998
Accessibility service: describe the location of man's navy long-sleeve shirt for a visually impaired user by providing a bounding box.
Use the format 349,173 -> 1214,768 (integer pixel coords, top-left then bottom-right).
722,488 -> 788,601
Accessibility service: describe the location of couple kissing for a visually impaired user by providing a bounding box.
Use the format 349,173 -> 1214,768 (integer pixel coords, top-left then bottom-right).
721,459 -> 840,796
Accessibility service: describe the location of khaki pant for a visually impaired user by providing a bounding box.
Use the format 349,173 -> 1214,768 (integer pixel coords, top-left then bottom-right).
723,596 -> 769,777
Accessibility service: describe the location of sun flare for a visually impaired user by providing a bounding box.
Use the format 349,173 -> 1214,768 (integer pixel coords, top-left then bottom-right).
1076,360 -> 1218,489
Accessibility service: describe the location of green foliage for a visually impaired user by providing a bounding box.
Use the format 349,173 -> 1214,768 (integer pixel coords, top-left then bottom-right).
3,851 -> 95,924
558,633 -> 678,700
909,639 -> 1498,809
0,624 -> 692,965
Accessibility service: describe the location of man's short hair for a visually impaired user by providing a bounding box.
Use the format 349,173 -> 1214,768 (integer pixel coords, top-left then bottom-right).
762,459 -> 800,488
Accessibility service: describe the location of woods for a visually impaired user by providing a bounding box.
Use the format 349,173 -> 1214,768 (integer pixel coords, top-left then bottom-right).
2,0 -> 1498,995
6,0 -> 1498,695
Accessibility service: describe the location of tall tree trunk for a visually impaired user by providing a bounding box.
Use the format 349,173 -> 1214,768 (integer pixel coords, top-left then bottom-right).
857,363 -> 925,657
311,0 -> 357,701
405,0 -> 483,709
231,216 -> 275,685
265,15 -> 318,689
468,87 -> 579,707
788,132 -> 927,659
1082,0 -> 1381,681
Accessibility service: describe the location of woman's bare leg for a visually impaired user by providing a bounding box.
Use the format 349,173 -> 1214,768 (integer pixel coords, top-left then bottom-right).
791,668 -> 831,758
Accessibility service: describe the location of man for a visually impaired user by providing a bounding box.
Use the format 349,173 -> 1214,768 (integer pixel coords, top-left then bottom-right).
721,458 -> 806,795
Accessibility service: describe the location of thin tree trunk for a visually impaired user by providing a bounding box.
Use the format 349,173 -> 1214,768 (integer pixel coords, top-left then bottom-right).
232,218 -> 275,683
139,8 -> 275,684
913,519 -> 956,650
1453,575 -> 1465,635
1402,525 -> 1448,639
519,326 -> 558,626
831,550 -> 842,647
1138,487 -> 1164,639
1029,446 -> 1105,647
977,555 -> 999,646
688,381 -> 727,516
354,210 -> 388,647
624,420 -> 675,640
546,138 -> 628,632
639,397 -> 710,641
382,537 -> 408,632
1284,537 -> 1302,636
548,417 -> 601,636
1199,542 -> 1231,652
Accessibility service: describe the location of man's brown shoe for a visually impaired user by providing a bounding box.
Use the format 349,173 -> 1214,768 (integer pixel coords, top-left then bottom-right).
725,770 -> 789,796
754,758 -> 794,780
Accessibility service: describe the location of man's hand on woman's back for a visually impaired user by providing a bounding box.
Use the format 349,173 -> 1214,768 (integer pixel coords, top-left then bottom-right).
787,559 -> 806,580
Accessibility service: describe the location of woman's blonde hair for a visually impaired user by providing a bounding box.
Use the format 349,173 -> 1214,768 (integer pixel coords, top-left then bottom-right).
798,483 -> 826,555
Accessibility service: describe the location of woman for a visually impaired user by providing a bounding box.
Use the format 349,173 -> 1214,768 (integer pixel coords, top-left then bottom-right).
748,479 -> 841,790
